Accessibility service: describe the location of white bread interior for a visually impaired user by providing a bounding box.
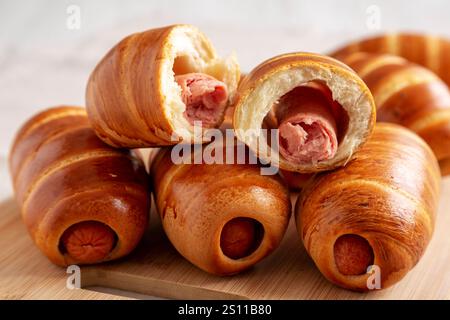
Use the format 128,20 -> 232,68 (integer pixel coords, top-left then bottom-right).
160,25 -> 240,143
234,64 -> 374,172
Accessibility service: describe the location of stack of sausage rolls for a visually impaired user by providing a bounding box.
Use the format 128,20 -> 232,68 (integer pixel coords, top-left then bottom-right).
9,25 -> 446,292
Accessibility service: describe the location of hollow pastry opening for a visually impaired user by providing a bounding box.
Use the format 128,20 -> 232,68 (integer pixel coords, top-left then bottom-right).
333,234 -> 374,276
59,221 -> 118,264
220,217 -> 264,260
166,27 -> 240,134
264,81 -> 349,165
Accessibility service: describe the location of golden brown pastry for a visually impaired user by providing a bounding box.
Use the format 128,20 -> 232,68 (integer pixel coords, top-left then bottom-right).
151,141 -> 291,275
232,53 -> 376,173
440,158 -> 450,176
296,123 -> 441,291
86,24 -> 240,148
279,170 -> 314,191
9,106 -> 150,266
336,51 -> 450,175
331,33 -> 450,87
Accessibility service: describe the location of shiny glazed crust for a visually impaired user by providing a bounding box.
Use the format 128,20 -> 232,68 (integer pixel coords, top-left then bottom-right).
331,33 -> 450,87
86,24 -> 240,148
336,51 -> 450,176
150,143 -> 291,275
9,106 -> 150,266
296,123 -> 441,291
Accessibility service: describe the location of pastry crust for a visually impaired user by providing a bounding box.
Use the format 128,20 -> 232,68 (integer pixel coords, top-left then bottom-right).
86,24 -> 240,148
151,141 -> 291,275
337,51 -> 450,176
232,52 -> 376,173
279,170 -> 314,191
439,158 -> 450,176
331,33 -> 450,88
9,106 -> 150,266
296,123 -> 441,291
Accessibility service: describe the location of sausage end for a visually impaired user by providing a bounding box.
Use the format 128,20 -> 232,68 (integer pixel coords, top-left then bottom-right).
60,221 -> 116,264
220,218 -> 263,260
334,234 -> 374,276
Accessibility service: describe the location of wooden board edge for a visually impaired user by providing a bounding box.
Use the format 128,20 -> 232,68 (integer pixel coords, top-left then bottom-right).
81,267 -> 250,300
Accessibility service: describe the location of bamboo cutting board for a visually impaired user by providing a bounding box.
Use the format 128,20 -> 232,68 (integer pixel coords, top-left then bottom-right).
1,177 -> 450,300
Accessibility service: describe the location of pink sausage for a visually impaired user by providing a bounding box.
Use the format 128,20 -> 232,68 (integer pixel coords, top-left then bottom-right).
175,73 -> 228,127
277,85 -> 338,164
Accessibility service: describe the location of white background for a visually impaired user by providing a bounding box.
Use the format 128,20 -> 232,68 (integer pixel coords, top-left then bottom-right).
1,0 -> 450,198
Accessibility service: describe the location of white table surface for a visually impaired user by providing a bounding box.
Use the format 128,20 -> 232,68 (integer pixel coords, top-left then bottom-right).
1,0 -> 450,298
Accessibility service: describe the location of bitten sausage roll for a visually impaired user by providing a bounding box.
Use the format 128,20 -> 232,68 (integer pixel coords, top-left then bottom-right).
296,123 -> 441,291
134,148 -> 160,173
233,53 -> 376,173
331,33 -> 450,87
86,24 -> 240,148
336,52 -> 450,175
151,142 -> 291,275
9,106 -> 150,266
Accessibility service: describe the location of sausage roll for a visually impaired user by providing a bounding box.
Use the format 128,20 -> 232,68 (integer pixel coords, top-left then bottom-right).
296,123 -> 441,291
151,141 -> 291,275
86,24 -> 240,148
9,106 -> 150,266
233,53 -> 376,173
